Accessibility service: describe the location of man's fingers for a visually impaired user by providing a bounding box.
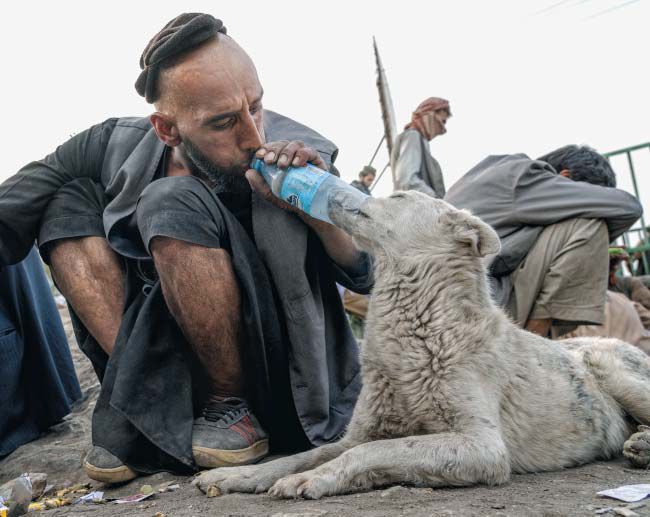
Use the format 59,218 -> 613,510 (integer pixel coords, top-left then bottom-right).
245,169 -> 271,196
256,140 -> 289,164
293,147 -> 326,169
275,140 -> 305,169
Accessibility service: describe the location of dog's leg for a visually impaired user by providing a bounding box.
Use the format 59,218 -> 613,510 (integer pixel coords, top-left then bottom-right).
268,432 -> 511,499
580,340 -> 650,468
194,437 -> 358,494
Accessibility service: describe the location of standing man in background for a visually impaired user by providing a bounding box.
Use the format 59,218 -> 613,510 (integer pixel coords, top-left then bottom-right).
392,97 -> 451,198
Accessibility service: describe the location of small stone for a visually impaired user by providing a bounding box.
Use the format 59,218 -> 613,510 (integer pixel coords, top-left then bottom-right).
206,485 -> 221,498
27,474 -> 47,500
380,485 -> 411,499
613,508 -> 639,517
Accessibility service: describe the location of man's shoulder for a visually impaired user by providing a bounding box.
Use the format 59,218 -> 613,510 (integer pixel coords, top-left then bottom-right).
451,153 -> 554,190
263,110 -> 338,167
112,116 -> 153,132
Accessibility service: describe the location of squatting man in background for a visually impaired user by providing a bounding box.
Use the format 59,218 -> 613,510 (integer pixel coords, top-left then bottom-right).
0,13 -> 372,483
446,145 -> 643,338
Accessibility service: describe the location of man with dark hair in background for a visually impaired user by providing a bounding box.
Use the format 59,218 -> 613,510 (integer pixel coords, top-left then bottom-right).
446,145 -> 643,338
0,13 -> 372,483
350,165 -> 375,196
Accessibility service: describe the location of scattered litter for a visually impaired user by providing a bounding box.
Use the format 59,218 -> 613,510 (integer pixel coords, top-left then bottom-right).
140,485 -> 154,496
598,485 -> 650,503
114,492 -> 155,504
157,484 -> 179,493
55,483 -> 92,499
74,491 -> 104,504
596,509 -> 614,515
153,513 -> 167,517
206,485 -> 221,498
45,498 -> 70,509
27,502 -> 46,512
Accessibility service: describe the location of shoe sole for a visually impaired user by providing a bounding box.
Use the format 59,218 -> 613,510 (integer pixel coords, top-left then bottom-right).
83,460 -> 138,484
193,439 -> 269,468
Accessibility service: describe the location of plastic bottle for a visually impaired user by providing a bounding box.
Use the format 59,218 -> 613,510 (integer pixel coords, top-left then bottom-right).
250,159 -> 369,224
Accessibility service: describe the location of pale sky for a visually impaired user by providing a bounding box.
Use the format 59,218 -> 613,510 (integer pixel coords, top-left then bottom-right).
2,0 -> 649,233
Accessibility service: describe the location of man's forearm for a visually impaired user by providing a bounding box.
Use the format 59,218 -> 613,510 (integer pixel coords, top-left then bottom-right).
299,213 -> 361,269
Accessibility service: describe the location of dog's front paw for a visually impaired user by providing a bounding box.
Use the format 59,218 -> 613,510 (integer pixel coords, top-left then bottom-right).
624,425 -> 650,468
193,464 -> 277,495
268,470 -> 338,500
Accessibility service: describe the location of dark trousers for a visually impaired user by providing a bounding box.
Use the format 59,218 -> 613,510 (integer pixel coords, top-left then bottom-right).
36,175 -> 309,473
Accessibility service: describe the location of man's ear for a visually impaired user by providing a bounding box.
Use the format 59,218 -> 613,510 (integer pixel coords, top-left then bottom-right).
150,112 -> 182,146
441,210 -> 501,258
559,169 -> 571,179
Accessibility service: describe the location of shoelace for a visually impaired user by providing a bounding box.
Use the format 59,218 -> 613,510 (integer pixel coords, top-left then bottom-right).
202,397 -> 248,424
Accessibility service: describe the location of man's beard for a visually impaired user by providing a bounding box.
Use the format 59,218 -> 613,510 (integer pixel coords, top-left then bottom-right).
181,137 -> 252,194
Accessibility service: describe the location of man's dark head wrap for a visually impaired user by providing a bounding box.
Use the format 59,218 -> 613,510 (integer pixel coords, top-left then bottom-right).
135,13 -> 227,103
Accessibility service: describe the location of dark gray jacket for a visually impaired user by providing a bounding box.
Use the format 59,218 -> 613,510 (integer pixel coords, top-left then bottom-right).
445,154 -> 643,304
0,111 -> 372,455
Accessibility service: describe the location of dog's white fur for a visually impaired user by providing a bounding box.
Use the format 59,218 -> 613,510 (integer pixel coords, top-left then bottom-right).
196,191 -> 650,499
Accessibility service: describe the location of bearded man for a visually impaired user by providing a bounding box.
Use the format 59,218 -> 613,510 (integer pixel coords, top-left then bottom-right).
0,13 -> 372,483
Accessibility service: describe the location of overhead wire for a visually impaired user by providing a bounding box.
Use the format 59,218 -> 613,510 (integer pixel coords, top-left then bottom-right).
584,0 -> 642,19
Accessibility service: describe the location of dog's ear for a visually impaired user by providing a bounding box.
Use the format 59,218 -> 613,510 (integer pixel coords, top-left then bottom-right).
441,210 -> 501,258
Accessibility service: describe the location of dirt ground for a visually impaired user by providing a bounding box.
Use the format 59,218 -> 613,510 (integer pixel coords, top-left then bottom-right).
2,308 -> 650,517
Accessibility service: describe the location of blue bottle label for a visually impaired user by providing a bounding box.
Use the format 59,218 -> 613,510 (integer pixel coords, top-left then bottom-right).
279,164 -> 329,214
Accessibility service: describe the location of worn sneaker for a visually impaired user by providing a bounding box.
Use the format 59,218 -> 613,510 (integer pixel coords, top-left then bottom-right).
192,397 -> 269,468
83,446 -> 138,484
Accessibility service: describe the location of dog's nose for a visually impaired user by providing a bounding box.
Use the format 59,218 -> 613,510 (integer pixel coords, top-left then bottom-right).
329,188 -> 368,214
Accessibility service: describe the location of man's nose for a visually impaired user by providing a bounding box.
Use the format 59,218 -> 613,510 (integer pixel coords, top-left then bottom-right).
238,112 -> 263,152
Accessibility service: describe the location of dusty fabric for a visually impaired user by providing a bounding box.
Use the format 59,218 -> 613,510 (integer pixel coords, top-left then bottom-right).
0,248 -> 81,457
509,218 -> 609,327
612,276 -> 650,311
634,302 -> 650,329
564,291 -> 650,354
392,129 -> 446,198
445,154 -> 643,307
135,13 -> 227,103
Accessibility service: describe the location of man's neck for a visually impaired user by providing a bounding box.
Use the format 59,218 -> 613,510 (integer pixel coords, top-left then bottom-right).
165,146 -> 192,177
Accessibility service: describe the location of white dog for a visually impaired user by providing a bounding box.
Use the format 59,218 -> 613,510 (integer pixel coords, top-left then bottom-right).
196,191 -> 650,499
